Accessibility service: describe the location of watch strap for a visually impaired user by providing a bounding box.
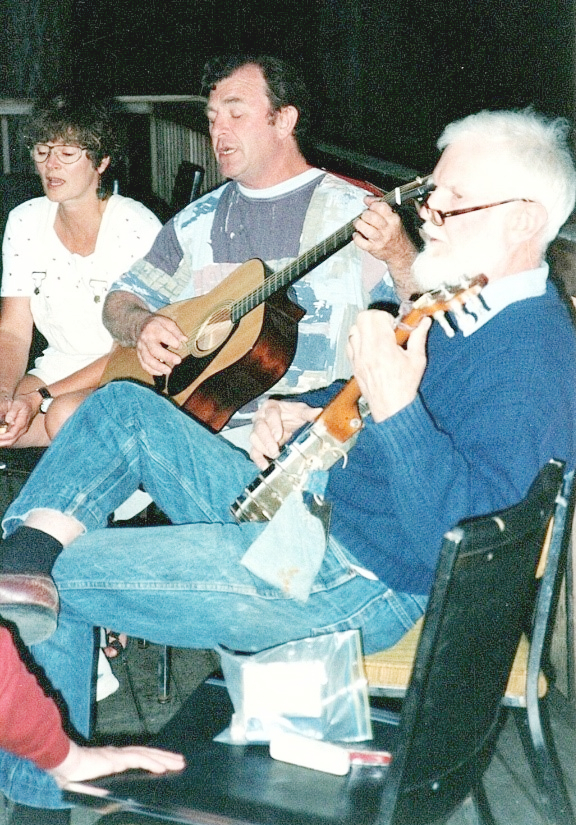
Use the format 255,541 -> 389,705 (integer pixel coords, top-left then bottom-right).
37,386 -> 53,414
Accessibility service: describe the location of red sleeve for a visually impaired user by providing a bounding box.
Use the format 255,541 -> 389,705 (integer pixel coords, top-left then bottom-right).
0,627 -> 70,770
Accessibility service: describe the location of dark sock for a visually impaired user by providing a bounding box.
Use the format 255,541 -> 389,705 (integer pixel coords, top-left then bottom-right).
10,803 -> 70,824
0,527 -> 63,576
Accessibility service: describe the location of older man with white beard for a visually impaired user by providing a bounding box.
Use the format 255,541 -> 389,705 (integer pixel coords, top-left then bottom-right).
0,107 -> 576,816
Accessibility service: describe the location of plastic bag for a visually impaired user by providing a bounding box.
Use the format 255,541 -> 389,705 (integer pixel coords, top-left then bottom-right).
214,629 -> 372,745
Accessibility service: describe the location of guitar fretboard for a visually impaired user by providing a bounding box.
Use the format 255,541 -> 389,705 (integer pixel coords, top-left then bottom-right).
231,174 -> 433,323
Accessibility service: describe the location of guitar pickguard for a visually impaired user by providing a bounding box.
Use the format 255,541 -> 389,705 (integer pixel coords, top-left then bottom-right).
157,323 -> 240,397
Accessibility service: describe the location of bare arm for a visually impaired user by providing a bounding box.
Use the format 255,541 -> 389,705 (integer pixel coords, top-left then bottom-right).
353,197 -> 419,300
0,346 -> 113,447
50,355 -> 108,393
3,353 -> 112,439
103,290 -> 187,377
0,297 -> 35,403
0,297 -> 36,435
49,740 -> 185,786
102,290 -> 156,347
0,626 -> 183,781
16,353 -> 110,400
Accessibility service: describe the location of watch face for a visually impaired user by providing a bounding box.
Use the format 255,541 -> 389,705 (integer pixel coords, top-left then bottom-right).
40,397 -> 54,414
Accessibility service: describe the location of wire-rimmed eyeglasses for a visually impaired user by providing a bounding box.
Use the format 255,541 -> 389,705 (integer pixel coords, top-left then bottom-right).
31,144 -> 88,164
421,196 -> 535,227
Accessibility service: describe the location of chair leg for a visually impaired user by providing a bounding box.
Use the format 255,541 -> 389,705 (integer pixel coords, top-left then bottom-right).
567,544 -> 575,706
459,783 -> 497,825
511,704 -> 575,825
157,644 -> 171,703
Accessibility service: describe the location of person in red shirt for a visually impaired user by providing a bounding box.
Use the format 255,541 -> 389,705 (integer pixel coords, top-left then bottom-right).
0,626 -> 184,804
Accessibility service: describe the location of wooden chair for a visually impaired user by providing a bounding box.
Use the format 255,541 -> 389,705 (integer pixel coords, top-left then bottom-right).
364,466 -> 575,825
66,460 -> 568,825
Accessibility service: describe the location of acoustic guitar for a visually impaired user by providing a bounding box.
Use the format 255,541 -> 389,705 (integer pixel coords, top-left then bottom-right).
100,174 -> 434,432
231,274 -> 488,523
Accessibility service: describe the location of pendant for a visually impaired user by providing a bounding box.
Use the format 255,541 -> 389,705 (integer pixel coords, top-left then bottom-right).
32,271 -> 47,295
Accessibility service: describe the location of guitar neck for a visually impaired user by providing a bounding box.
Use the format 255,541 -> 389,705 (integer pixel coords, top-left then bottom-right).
231,174 -> 433,323
316,299 -> 432,442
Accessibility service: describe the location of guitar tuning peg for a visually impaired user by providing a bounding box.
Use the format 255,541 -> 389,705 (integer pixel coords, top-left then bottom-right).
433,311 -> 455,337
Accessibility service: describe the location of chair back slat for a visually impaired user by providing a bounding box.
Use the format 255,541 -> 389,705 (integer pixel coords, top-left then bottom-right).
526,470 -> 574,708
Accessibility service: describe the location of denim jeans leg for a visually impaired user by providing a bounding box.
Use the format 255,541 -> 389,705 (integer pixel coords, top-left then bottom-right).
0,382 -> 430,808
3,381 -> 258,536
0,537 -> 426,807
30,603 -> 96,735
52,531 -> 426,654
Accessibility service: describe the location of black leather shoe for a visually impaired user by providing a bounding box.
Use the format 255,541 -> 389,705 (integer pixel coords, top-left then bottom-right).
0,573 -> 58,645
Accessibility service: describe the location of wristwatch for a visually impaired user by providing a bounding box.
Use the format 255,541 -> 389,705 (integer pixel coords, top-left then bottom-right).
37,386 -> 54,414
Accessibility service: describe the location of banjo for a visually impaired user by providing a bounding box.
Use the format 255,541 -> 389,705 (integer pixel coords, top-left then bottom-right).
231,274 -> 488,524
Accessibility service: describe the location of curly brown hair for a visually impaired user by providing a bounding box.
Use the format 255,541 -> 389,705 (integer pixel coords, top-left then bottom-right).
23,95 -> 124,199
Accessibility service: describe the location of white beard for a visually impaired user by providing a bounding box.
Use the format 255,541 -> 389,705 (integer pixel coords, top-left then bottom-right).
411,234 -> 502,294
411,248 -> 471,293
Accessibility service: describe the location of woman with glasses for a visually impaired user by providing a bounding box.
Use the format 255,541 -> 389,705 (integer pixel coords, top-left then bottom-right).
0,96 -> 161,448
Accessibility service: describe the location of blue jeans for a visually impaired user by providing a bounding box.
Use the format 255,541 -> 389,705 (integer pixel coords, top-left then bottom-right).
0,382 -> 427,808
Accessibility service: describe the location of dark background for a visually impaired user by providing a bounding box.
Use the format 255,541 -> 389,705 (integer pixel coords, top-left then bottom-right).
71,0 -> 576,171
2,0 -> 575,172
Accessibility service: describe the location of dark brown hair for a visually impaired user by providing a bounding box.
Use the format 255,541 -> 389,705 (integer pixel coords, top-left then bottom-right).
23,95 -> 124,198
201,55 -> 312,153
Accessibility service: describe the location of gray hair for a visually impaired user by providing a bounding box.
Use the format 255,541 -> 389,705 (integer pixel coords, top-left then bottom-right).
437,109 -> 576,246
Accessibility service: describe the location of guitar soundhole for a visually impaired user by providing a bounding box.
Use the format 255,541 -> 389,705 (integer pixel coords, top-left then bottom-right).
194,307 -> 234,354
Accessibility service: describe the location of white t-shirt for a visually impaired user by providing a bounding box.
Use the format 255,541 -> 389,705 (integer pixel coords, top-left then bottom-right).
1,194 -> 161,382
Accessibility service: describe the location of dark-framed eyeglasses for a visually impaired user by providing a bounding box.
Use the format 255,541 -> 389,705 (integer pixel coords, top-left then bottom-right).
31,144 -> 88,164
421,196 -> 535,227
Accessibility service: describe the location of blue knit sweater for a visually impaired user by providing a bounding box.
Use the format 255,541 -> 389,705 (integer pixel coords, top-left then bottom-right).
300,278 -> 576,595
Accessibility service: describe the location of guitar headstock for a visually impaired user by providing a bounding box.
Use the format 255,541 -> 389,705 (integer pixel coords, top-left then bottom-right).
382,174 -> 435,209
396,274 -> 489,342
